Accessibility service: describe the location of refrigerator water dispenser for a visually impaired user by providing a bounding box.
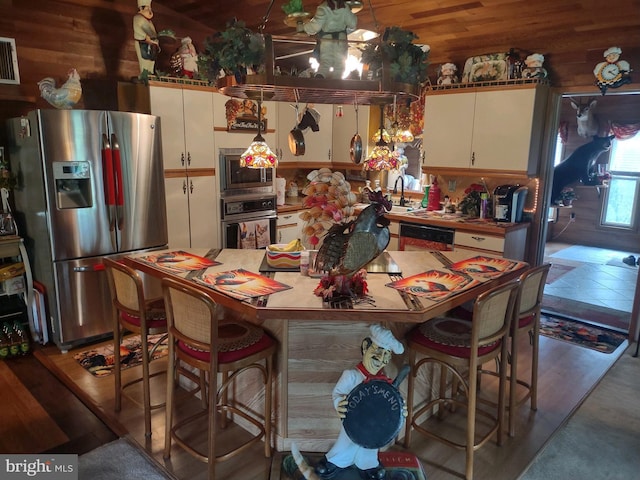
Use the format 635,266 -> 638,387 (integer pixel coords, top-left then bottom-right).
53,161 -> 92,209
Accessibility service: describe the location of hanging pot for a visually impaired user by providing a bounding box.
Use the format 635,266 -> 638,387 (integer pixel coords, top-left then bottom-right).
350,103 -> 363,164
288,103 -> 305,156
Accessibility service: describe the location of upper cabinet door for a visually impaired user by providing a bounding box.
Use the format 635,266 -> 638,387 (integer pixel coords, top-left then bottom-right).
471,88 -> 540,173
423,92 -> 475,169
181,89 -> 215,170
149,87 -> 215,171
149,87 -> 185,171
422,86 -> 548,175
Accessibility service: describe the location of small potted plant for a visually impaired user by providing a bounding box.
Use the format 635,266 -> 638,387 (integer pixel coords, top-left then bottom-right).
559,187 -> 577,206
198,19 -> 266,83
359,26 -> 430,85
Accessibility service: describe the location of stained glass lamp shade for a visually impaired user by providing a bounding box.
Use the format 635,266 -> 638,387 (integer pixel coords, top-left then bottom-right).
364,104 -> 398,171
240,98 -> 278,168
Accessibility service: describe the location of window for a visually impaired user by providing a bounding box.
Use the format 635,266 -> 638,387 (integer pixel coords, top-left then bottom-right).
601,132 -> 640,229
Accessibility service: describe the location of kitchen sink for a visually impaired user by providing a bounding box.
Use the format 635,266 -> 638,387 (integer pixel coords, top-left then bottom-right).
388,205 -> 424,214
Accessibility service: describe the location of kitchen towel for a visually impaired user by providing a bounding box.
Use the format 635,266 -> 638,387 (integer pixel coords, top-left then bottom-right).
238,219 -> 271,249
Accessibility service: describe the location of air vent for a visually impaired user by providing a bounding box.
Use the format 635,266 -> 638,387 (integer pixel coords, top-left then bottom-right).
0,37 -> 20,85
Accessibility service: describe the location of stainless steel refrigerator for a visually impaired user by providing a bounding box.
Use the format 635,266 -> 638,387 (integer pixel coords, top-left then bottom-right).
6,109 -> 167,351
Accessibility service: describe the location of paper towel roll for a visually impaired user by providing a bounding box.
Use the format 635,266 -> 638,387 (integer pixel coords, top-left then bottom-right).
276,177 -> 286,206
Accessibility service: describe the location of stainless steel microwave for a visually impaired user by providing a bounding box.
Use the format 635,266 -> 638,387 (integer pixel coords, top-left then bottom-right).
219,148 -> 275,197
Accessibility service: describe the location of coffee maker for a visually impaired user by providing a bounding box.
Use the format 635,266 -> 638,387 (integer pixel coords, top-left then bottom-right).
493,185 -> 528,223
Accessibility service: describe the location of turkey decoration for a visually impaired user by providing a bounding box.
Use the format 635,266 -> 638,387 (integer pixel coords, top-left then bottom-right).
37,68 -> 82,110
299,168 -> 357,249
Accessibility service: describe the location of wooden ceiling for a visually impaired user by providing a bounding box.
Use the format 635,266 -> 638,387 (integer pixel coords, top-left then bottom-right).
154,0 -> 640,87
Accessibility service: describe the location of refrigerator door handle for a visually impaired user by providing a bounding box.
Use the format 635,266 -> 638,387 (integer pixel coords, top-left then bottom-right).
73,264 -> 105,272
101,134 -> 117,236
111,133 -> 125,231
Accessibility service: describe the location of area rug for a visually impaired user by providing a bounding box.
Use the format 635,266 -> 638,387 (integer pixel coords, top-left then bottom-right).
539,314 -> 627,353
542,295 -> 630,331
545,264 -> 575,284
73,334 -> 168,377
79,437 -> 175,480
518,346 -> 640,479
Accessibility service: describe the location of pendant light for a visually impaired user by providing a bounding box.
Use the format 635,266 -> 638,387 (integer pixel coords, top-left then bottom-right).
363,102 -> 398,171
240,91 -> 278,168
390,95 -> 414,144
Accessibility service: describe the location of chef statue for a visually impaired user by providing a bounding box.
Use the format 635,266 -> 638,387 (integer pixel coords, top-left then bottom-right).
303,0 -> 357,79
133,0 -> 160,76
314,325 -> 407,480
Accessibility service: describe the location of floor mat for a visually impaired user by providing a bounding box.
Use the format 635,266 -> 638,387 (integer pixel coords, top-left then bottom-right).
542,295 -> 630,331
549,245 -> 636,264
539,315 -> 627,354
73,334 -> 168,377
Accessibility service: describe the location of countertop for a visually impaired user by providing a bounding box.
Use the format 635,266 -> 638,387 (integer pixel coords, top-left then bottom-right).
277,199 -> 529,235
126,249 -> 527,324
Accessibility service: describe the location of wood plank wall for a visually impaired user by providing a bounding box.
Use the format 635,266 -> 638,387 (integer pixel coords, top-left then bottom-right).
548,94 -> 640,251
0,0 -> 213,120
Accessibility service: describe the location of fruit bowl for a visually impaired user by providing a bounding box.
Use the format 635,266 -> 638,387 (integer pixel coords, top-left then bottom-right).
266,243 -> 303,268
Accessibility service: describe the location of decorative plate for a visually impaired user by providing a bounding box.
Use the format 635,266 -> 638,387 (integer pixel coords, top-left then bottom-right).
461,53 -> 508,83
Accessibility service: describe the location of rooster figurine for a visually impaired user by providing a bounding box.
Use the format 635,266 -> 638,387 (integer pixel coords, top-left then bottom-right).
313,190 -> 392,277
37,68 -> 82,109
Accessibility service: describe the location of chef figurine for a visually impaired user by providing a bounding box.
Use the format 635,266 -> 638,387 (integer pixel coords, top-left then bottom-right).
133,0 -> 160,75
594,46 -> 632,94
314,325 -> 406,480
304,0 -> 357,79
437,62 -> 459,85
522,53 -> 548,79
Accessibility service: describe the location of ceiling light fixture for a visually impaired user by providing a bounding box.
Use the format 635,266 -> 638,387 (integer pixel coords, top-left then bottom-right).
240,91 -> 278,168
364,102 -> 398,171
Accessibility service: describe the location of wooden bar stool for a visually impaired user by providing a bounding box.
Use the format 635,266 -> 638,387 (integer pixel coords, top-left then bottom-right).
104,257 -> 168,438
508,263 -> 551,436
161,277 -> 276,480
403,280 -> 520,480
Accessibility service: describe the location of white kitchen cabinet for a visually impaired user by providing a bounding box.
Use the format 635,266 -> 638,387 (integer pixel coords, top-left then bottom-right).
276,103 -> 333,163
148,85 -> 220,248
150,87 -> 216,171
423,85 -> 548,175
277,212 -> 303,244
454,226 -> 528,260
331,104 -> 370,164
165,175 -> 219,249
387,219 -> 400,251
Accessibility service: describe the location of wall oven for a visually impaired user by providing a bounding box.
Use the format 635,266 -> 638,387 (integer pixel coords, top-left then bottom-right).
219,147 -> 275,197
398,222 -> 454,251
221,195 -> 277,249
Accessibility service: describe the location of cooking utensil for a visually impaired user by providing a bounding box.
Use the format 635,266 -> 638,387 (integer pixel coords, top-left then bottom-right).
350,101 -> 363,164
288,94 -> 305,156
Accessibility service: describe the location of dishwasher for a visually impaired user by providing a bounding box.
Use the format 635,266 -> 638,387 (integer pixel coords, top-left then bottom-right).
398,222 -> 455,251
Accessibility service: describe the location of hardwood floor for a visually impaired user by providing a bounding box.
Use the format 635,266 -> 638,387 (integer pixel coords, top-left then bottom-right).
0,353 -> 118,454
7,332 -> 627,480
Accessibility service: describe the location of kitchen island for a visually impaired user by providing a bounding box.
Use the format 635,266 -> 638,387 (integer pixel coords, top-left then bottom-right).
126,249 -> 527,452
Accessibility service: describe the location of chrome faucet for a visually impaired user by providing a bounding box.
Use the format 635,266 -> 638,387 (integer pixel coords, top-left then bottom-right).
393,175 -> 407,207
